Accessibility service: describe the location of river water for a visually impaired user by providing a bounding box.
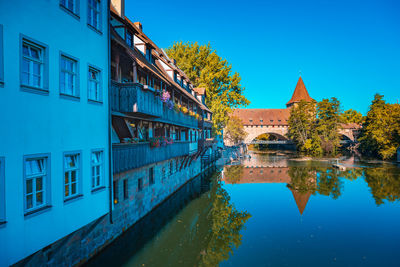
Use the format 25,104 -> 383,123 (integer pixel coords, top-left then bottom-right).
88,151 -> 400,267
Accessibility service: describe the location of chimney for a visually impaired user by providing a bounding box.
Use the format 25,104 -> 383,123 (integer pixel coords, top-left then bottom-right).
134,22 -> 143,31
111,0 -> 125,17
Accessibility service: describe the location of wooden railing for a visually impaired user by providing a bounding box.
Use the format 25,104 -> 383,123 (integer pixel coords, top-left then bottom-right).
198,138 -> 216,149
112,141 -> 190,174
198,119 -> 213,129
156,106 -> 199,128
111,81 -> 163,117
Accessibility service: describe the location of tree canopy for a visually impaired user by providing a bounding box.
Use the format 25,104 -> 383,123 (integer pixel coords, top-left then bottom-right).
166,42 -> 250,135
358,94 -> 400,159
224,116 -> 248,145
288,98 -> 342,156
341,109 -> 363,124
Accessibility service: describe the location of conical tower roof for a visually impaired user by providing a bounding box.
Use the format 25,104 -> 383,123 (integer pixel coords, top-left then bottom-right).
289,188 -> 311,215
286,77 -> 314,107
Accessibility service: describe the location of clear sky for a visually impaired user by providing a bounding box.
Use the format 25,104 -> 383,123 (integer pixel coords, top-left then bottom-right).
125,0 -> 400,114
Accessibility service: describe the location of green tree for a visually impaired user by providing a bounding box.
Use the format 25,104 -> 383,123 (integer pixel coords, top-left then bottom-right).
358,94 -> 400,159
166,42 -> 250,135
315,97 -> 342,155
341,109 -> 363,124
287,100 -> 319,154
224,116 -> 247,145
223,165 -> 244,184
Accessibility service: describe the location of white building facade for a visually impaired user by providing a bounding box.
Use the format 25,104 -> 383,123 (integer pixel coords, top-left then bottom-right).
0,0 -> 110,265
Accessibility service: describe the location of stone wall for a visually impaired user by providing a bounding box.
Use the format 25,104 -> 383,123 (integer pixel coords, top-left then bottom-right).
15,156 -> 213,267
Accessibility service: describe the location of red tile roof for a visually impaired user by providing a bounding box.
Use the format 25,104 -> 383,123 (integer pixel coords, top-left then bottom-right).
232,109 -> 290,126
286,77 -> 314,106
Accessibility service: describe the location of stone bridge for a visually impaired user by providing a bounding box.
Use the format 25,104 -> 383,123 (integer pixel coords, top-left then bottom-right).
242,124 -> 360,145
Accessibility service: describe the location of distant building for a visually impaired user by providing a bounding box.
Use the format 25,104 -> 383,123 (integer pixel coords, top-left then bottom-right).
226,77 -> 360,145
0,0 -> 110,265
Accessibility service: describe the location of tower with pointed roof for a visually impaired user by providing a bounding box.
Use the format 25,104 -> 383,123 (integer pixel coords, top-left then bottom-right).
286,77 -> 315,108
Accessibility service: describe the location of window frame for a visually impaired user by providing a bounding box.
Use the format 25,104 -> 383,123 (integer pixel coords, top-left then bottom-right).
0,157 -> 5,224
63,151 -> 82,202
91,149 -> 104,191
87,0 -> 102,33
19,35 -> 49,94
149,167 -> 154,185
60,0 -> 80,19
87,64 -> 102,103
138,178 -> 143,192
59,52 -> 80,99
23,153 -> 51,216
0,25 -> 4,87
123,179 -> 128,200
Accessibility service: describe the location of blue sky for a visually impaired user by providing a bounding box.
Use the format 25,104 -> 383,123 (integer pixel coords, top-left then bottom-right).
125,0 -> 400,114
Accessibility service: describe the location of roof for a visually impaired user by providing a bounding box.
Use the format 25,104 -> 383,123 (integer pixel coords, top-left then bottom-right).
193,88 -> 206,95
340,123 -> 362,129
286,77 -> 315,106
232,109 -> 290,126
289,189 -> 312,215
223,167 -> 290,184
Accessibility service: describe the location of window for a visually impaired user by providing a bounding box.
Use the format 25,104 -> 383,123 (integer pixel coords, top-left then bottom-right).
249,119 -> 253,123
0,157 -> 5,223
126,32 -> 133,48
91,150 -> 103,190
113,181 -> 118,204
88,66 -> 101,102
88,0 -> 101,31
60,0 -> 79,16
24,155 -> 50,213
123,179 -> 128,199
60,55 -> 78,97
146,47 -> 152,62
21,39 -> 46,89
149,167 -> 154,185
0,25 -> 3,85
260,119 -> 263,123
64,153 -> 81,200
170,161 -> 173,175
162,167 -> 166,180
138,178 -> 143,191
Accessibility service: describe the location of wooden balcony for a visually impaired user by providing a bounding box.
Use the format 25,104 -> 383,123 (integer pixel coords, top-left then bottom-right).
111,81 -> 163,117
198,119 -> 213,129
112,141 -> 190,174
155,106 -> 199,128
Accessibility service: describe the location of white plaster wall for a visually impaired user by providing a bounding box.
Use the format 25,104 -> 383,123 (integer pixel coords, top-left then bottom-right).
0,1 -> 109,265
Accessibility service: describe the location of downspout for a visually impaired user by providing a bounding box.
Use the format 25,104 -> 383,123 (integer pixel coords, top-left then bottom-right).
107,0 -> 113,224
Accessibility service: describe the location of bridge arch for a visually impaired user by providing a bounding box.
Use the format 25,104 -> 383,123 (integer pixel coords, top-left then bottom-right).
244,125 -> 289,144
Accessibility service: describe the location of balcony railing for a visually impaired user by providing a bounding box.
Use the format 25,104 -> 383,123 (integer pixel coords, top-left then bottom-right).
156,106 -> 199,128
198,119 -> 213,129
111,81 -> 163,117
189,141 -> 198,154
112,141 -> 190,174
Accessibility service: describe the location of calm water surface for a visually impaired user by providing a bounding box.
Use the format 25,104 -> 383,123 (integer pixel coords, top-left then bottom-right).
89,152 -> 400,267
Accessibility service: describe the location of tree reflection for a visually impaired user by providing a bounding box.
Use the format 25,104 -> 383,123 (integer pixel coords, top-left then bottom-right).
200,178 -> 251,266
223,165 -> 244,184
364,167 -> 400,206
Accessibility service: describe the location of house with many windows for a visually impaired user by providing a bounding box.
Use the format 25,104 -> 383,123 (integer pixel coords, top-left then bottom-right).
0,0 -> 218,265
0,0 -> 110,265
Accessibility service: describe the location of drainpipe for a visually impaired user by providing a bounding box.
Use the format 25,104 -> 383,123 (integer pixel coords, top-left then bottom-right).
107,0 -> 113,224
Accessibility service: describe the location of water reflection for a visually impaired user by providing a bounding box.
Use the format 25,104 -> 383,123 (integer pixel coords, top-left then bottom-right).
87,171 -> 251,267
223,153 -> 400,210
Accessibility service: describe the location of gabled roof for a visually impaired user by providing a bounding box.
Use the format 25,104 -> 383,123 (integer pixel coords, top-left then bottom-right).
232,109 -> 290,126
286,77 -> 314,106
289,189 -> 311,215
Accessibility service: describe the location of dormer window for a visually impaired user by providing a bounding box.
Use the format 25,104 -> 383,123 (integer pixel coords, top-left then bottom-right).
260,119 -> 263,123
249,119 -> 253,123
270,120 -> 273,122
145,47 -> 152,62
126,31 -> 133,48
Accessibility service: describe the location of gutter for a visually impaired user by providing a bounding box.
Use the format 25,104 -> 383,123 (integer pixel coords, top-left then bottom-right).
107,0 -> 113,224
